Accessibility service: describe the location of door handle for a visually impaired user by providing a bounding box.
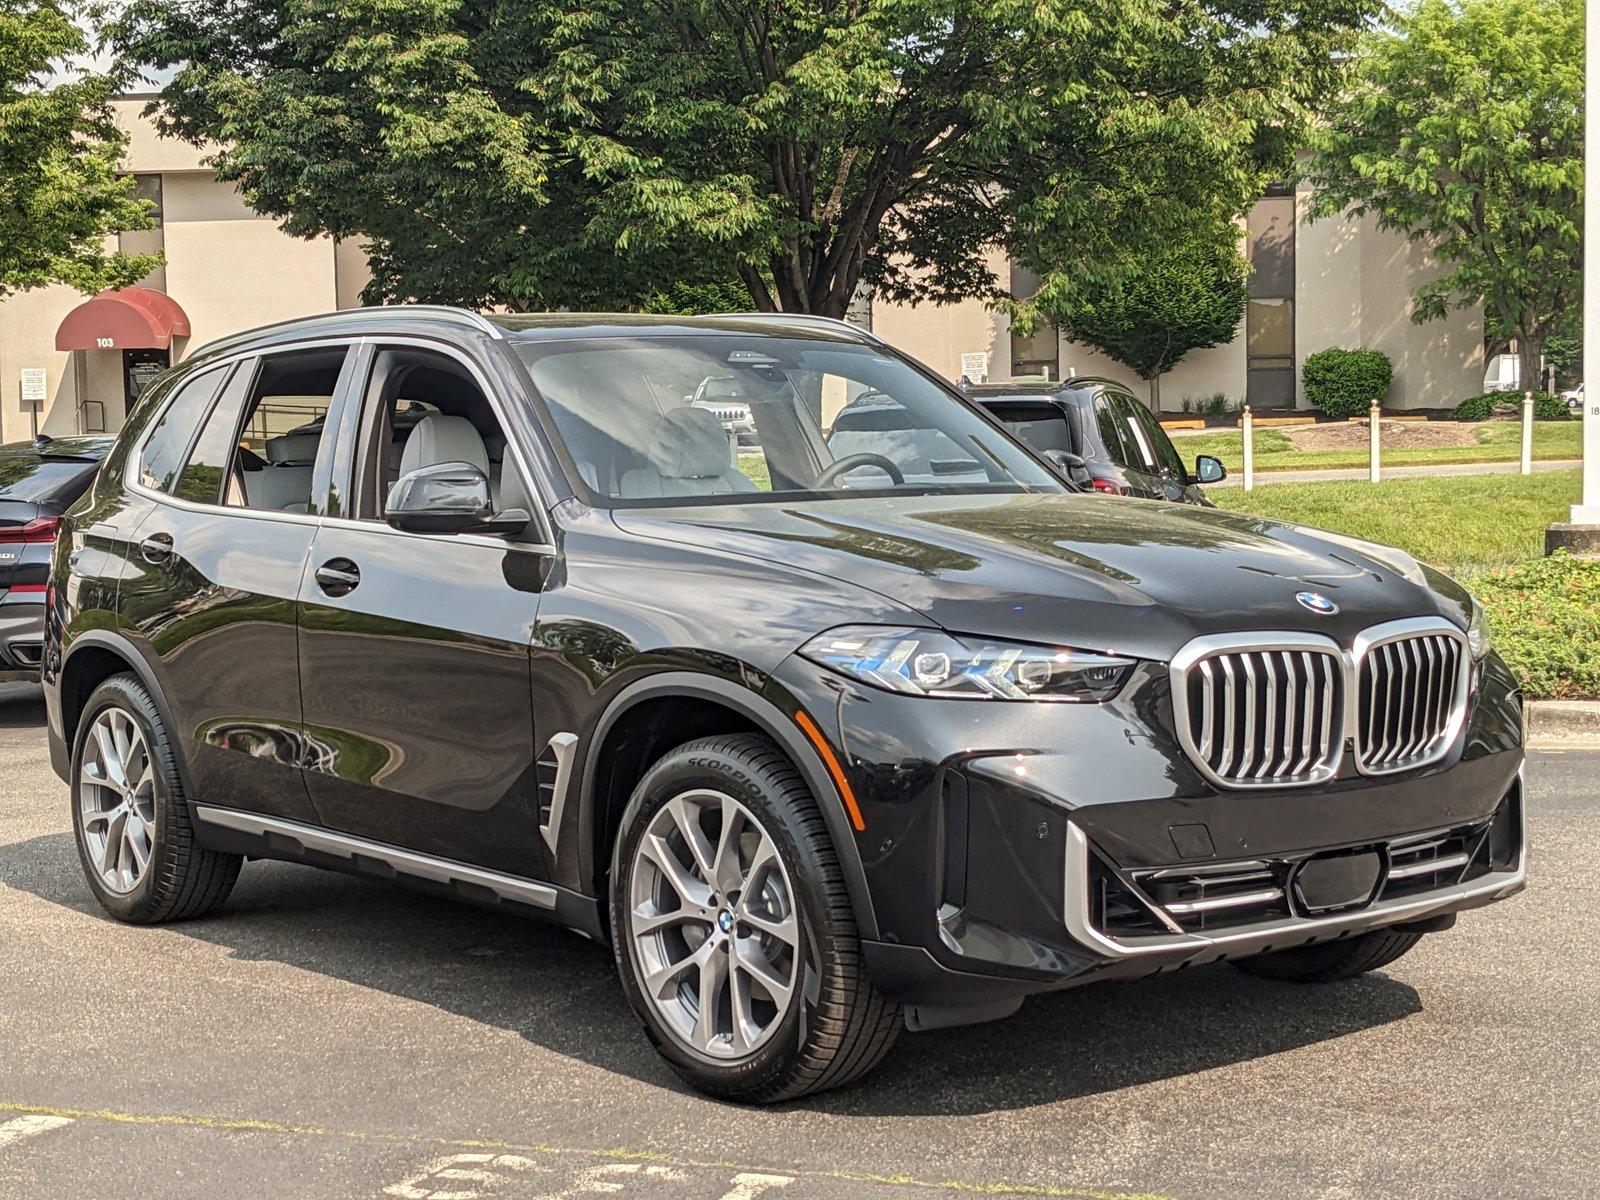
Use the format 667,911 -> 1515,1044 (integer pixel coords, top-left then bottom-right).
139,532 -> 174,564
314,558 -> 361,597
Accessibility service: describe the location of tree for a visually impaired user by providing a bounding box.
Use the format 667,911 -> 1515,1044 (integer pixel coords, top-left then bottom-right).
0,1 -> 158,299
1303,0 -> 1582,393
1043,222 -> 1248,410
105,0 -> 1379,317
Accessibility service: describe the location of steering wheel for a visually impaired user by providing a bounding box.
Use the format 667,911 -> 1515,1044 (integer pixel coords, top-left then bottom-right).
815,453 -> 906,488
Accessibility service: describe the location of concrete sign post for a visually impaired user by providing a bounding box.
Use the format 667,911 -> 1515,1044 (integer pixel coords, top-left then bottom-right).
1549,0 -> 1600,550
1578,0 -> 1600,523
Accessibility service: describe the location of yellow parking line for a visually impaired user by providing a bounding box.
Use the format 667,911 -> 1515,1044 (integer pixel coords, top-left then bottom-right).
0,1100 -> 1170,1199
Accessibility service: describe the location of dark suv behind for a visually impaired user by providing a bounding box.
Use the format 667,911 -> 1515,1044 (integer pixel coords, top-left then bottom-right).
965,377 -> 1224,503
44,308 -> 1525,1102
0,435 -> 112,681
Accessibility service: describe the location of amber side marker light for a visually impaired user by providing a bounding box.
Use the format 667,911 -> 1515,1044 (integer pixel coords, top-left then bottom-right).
793,710 -> 866,832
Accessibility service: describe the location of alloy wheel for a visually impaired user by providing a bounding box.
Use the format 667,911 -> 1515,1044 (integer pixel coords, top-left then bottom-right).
78,707 -> 157,895
627,788 -> 801,1060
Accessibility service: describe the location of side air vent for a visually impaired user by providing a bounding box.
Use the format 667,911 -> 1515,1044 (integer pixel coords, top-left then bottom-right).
536,732 -> 578,855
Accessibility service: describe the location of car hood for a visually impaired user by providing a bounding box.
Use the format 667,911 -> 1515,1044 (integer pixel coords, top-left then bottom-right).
612,492 -> 1471,661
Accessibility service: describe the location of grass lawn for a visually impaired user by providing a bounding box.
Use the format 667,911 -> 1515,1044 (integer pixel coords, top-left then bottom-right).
1213,469 -> 1581,575
1178,420 -> 1581,474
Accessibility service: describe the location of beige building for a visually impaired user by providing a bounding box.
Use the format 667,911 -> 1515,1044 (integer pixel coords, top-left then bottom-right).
0,97 -> 370,444
0,105 -> 1480,444
873,185 -> 1485,412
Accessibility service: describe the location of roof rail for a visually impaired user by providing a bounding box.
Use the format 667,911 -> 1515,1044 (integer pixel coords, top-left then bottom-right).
709,311 -> 884,346
187,304 -> 505,359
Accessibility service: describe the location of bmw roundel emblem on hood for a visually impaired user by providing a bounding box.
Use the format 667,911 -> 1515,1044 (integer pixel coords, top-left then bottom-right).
1295,591 -> 1339,616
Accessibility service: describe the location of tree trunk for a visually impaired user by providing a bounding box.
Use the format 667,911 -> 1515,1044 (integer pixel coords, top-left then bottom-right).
1518,334 -> 1545,396
1147,373 -> 1162,413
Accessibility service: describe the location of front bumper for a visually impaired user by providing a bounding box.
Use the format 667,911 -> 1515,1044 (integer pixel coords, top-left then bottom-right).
770,650 -> 1527,1006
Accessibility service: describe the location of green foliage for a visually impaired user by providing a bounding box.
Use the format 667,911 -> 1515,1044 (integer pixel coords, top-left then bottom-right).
0,0 -> 159,298
1180,392 -> 1243,417
1302,348 -> 1393,418
637,279 -> 754,317
1452,391 -> 1569,420
104,0 -> 1380,315
1450,393 -> 1497,421
1043,222 -> 1249,408
1474,553 -> 1600,699
1304,0 -> 1582,390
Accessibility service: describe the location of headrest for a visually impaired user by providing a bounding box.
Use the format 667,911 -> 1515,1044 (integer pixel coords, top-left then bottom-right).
648,407 -> 731,479
265,433 -> 320,465
398,414 -> 490,477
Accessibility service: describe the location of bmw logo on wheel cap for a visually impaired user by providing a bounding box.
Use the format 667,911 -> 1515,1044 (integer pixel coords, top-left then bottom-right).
1296,591 -> 1339,616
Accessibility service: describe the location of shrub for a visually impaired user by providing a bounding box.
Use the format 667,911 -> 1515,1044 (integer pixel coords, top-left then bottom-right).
1474,552 -> 1600,699
1180,391 -> 1241,417
1451,390 -> 1570,421
1302,348 -> 1393,419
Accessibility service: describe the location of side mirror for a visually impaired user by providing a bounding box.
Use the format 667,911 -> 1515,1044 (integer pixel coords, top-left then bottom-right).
1044,449 -> 1095,490
385,461 -> 529,536
1193,454 -> 1227,484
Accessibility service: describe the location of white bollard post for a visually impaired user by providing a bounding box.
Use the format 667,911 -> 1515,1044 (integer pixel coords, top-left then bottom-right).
1242,405 -> 1254,492
1369,403 -> 1381,483
1521,389 -> 1535,475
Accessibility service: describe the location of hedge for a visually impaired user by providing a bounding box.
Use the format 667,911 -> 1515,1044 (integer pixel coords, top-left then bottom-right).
1302,348 -> 1393,419
1451,391 -> 1570,421
1475,552 -> 1600,700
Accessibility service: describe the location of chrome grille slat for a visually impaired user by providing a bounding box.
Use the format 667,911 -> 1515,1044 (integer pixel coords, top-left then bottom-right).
1355,623 -> 1469,776
1172,619 -> 1470,790
1172,636 -> 1343,789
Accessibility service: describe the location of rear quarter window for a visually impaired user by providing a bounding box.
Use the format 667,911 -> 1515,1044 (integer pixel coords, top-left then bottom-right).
138,367 -> 230,494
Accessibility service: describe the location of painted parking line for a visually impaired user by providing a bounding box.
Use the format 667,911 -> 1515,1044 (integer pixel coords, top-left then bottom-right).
384,1154 -> 796,1199
0,1115 -> 73,1151
0,1102 -> 1168,1200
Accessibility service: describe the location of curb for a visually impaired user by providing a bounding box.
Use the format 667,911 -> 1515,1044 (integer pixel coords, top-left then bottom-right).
1526,700 -> 1600,748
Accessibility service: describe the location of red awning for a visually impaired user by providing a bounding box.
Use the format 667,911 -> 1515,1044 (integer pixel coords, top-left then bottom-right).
55,287 -> 191,352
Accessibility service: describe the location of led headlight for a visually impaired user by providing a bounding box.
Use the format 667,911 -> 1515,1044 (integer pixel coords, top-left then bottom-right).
1467,597 -> 1492,660
800,626 -> 1134,702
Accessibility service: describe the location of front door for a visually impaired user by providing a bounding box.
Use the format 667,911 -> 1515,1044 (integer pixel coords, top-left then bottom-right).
294,342 -> 551,878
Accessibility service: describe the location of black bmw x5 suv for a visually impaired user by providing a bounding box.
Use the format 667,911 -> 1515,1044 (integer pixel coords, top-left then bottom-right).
43,307 -> 1525,1102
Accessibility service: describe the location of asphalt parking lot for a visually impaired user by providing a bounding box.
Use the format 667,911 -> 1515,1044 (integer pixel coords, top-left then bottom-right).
1,680 -> 1595,1200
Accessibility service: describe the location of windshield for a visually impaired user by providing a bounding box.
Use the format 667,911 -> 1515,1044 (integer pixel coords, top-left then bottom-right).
513,335 -> 1061,505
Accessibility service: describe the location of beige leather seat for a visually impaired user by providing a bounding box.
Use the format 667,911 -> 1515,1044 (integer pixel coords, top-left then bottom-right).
618,407 -> 755,499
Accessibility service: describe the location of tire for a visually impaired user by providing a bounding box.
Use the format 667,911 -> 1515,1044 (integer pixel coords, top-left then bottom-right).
70,673 -> 242,923
609,733 -> 900,1102
1231,928 -> 1422,983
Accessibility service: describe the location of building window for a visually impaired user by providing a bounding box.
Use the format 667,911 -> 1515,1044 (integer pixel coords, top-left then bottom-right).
1245,183 -> 1295,408
119,173 -> 167,291
1009,264 -> 1060,380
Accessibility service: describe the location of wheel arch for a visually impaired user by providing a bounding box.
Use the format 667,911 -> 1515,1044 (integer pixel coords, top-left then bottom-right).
59,631 -> 192,793
577,672 -> 878,942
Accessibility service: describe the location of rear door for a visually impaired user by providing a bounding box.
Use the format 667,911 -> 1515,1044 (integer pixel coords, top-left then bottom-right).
118,343 -> 356,824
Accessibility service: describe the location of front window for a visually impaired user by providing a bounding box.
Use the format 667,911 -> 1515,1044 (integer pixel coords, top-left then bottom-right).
513,335 -> 1060,505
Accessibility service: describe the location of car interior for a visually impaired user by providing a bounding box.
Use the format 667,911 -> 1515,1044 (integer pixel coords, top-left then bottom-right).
352,347 -> 532,521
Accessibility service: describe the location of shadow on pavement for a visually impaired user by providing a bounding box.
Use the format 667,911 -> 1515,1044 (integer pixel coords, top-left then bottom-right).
0,681 -> 46,729
0,826 -> 1423,1115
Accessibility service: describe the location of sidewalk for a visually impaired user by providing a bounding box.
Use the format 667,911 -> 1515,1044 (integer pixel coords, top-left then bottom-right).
1210,458 -> 1582,487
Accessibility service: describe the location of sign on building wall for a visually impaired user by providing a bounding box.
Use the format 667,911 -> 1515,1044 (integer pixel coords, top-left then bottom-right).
960,351 -> 989,382
19,369 -> 46,409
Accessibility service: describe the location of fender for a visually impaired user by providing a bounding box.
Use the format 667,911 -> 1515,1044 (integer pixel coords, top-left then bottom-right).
575,671 -> 879,941
54,629 -> 191,793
